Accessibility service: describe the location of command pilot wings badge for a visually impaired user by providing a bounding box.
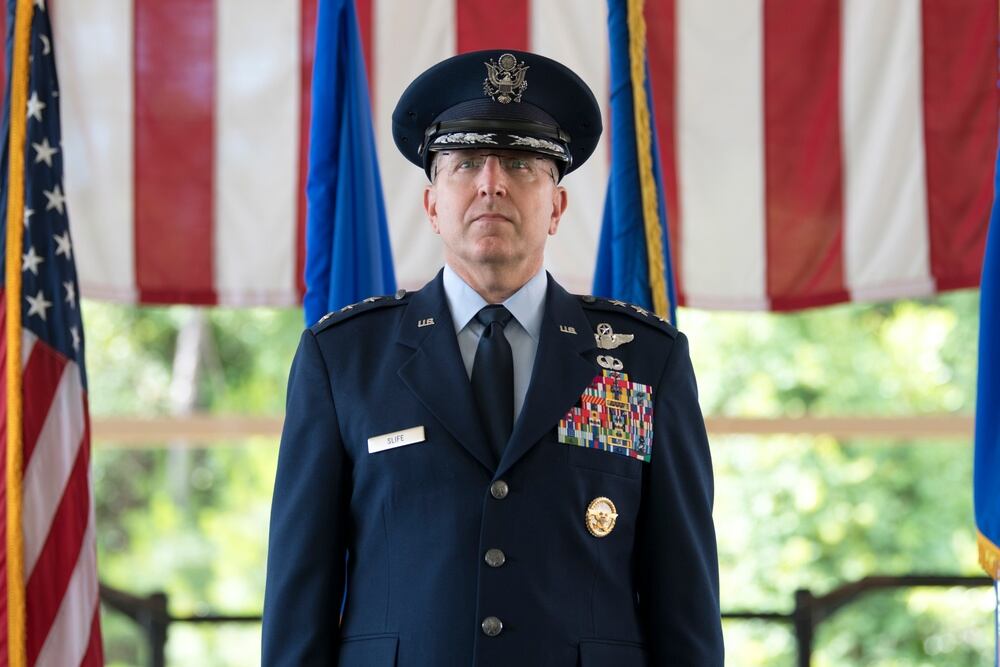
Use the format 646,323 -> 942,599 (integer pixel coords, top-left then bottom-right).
483,53 -> 528,104
594,323 -> 634,350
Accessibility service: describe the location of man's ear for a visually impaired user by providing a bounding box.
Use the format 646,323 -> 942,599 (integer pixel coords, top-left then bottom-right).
424,185 -> 440,234
548,186 -> 568,236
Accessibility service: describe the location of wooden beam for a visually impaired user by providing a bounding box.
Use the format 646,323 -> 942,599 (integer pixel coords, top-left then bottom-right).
704,415 -> 974,438
90,414 -> 975,447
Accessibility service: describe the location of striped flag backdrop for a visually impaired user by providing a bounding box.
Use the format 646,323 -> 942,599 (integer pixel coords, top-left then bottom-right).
6,0 -> 991,310
1,0 -> 103,665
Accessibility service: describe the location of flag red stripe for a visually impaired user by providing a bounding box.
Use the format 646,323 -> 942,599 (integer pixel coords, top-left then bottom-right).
78,602 -> 103,667
356,0 -> 374,96
645,0 -> 682,306
455,0 -> 529,53
921,0 -> 997,291
0,5 -> 6,100
133,0 -> 217,305
763,0 -> 847,311
21,339 -> 68,467
24,415 -> 90,665
296,0 -> 319,302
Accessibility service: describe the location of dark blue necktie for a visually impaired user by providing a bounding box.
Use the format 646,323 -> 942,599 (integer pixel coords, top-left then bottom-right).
471,305 -> 514,462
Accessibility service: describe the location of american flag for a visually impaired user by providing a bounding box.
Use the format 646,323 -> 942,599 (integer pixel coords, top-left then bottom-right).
0,1 -> 103,665
0,0 -> 989,310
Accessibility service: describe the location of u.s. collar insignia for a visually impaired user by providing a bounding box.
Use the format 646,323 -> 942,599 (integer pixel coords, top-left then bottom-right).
483,53 -> 528,104
595,323 -> 634,350
586,497 -> 618,538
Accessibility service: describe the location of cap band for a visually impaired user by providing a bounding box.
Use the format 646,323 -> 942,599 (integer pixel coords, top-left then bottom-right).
420,118 -> 571,156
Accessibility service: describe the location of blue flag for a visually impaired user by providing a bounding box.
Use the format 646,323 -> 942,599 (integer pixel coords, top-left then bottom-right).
976,141 -> 1000,579
592,0 -> 677,325
303,0 -> 395,327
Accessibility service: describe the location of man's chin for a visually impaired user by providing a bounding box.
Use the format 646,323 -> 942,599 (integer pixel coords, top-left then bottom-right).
468,241 -> 516,264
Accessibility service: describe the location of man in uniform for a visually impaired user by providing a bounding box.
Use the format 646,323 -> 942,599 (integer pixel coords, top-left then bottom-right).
262,50 -> 724,666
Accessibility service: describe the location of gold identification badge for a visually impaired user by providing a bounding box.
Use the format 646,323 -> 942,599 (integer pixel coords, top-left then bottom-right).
367,426 -> 426,454
586,497 -> 618,538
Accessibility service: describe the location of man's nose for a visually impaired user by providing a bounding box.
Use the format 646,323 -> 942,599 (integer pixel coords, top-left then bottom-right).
476,155 -> 508,196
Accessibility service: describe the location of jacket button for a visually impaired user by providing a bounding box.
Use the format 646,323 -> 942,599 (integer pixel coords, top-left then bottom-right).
481,616 -> 503,637
484,548 -> 506,568
490,480 -> 509,499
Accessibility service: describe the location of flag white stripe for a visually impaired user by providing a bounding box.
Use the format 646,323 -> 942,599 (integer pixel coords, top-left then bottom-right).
34,508 -> 98,667
22,361 -> 85,577
676,0 -> 768,310
531,0 -> 609,295
375,0 -> 455,290
842,0 -> 934,301
215,0 -> 301,306
52,0 -> 137,303
22,329 -> 37,370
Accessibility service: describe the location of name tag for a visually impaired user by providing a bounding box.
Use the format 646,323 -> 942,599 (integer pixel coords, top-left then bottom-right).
367,426 -> 426,454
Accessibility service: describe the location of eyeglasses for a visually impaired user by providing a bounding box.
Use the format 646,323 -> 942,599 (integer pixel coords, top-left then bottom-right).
433,151 -> 556,183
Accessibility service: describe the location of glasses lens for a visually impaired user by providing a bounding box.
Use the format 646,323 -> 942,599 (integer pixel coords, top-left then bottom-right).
440,152 -> 549,181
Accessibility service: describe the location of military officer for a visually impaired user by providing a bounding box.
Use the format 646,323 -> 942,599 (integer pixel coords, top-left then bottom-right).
262,50 -> 724,666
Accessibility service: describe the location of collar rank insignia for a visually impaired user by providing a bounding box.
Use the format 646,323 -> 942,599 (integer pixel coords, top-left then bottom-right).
594,322 -> 633,350
558,370 -> 653,463
483,53 -> 528,104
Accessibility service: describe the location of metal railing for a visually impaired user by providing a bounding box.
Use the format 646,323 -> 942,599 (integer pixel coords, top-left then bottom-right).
721,575 -> 992,666
100,574 -> 993,666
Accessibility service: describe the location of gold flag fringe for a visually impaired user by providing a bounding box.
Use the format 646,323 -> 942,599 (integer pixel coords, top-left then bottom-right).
979,530 -> 1000,579
625,0 -> 672,321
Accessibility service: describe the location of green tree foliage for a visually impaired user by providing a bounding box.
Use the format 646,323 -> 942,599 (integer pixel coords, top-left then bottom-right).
83,291 -> 988,665
86,304 -> 301,666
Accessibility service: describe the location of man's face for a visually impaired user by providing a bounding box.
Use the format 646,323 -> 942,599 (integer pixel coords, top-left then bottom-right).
423,149 -> 568,271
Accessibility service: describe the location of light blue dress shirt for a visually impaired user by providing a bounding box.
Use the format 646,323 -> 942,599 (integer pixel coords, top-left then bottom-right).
442,264 -> 547,423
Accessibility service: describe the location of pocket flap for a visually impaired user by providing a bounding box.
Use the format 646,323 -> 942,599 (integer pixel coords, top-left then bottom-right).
579,639 -> 647,667
339,634 -> 398,666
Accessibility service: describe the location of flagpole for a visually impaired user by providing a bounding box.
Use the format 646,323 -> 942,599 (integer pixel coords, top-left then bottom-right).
4,1 -> 35,664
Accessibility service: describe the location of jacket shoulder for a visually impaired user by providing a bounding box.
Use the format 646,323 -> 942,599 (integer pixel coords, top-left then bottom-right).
309,289 -> 411,335
575,295 -> 678,339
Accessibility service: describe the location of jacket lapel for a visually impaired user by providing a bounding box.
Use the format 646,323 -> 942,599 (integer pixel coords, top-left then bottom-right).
396,272 -> 497,473
496,278 -> 596,479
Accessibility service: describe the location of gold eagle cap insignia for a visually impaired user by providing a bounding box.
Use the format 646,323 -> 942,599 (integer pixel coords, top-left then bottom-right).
594,322 -> 634,350
483,53 -> 528,104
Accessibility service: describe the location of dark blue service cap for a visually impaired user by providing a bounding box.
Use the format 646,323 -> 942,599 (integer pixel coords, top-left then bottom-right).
392,49 -> 602,181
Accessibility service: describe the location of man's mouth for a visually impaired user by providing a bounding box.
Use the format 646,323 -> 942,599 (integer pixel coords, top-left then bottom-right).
472,213 -> 512,223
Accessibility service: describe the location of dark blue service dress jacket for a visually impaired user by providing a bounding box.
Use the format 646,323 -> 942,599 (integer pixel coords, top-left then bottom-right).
262,271 -> 723,666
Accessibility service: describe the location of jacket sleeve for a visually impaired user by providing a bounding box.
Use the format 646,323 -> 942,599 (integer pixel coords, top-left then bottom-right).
636,332 -> 724,665
262,329 -> 350,666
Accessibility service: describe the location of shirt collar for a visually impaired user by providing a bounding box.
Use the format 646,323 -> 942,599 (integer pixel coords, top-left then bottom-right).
442,264 -> 547,341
